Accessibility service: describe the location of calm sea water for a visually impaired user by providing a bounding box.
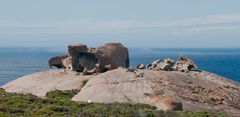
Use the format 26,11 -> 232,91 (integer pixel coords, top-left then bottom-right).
0,48 -> 239,86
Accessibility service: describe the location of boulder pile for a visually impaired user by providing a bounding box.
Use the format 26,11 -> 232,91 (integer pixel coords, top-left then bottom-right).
49,42 -> 199,74
138,56 -> 200,72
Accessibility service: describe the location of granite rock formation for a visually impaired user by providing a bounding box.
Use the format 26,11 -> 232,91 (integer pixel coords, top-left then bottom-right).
50,43 -> 129,74
2,68 -> 240,116
172,56 -> 198,72
1,43 -> 240,116
147,56 -> 199,72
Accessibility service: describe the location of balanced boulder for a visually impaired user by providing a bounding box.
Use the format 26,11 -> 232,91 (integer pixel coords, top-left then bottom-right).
93,43 -> 129,72
50,43 -> 129,74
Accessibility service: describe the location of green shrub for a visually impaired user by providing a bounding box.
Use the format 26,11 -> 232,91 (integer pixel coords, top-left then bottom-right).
0,88 -> 227,117
46,89 -> 80,100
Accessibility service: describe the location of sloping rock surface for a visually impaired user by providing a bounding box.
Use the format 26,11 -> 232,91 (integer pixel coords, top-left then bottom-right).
2,70 -> 91,97
1,68 -> 240,116
72,68 -> 183,110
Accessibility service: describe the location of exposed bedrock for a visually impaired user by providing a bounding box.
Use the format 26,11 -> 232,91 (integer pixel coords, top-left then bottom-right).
6,42 -> 238,116
49,43 -> 129,73
3,68 -> 239,115
145,56 -> 200,72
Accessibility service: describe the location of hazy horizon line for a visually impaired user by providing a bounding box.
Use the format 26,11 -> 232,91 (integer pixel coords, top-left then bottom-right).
0,46 -> 240,49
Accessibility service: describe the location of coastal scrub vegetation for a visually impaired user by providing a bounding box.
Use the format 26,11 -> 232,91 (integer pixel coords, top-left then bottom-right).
46,89 -> 80,100
0,88 -> 226,117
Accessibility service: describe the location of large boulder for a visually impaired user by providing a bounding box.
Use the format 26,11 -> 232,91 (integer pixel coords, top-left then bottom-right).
68,44 -> 89,72
48,55 -> 71,69
68,44 -> 88,56
93,43 -> 129,72
172,56 -> 198,72
66,43 -> 129,73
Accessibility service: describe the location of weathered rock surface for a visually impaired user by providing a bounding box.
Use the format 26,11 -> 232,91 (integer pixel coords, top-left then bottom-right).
48,55 -> 71,69
52,43 -> 129,73
2,70 -> 91,98
147,56 -> 200,73
148,58 -> 175,71
2,68 -> 240,116
72,68 -> 183,110
68,44 -> 95,72
94,43 -> 129,72
172,56 -> 198,72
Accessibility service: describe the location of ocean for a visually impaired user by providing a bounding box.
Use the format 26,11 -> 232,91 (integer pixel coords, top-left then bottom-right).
0,48 -> 239,86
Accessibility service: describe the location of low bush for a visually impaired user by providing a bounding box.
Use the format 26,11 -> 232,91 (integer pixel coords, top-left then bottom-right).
46,89 -> 80,100
0,88 -> 226,117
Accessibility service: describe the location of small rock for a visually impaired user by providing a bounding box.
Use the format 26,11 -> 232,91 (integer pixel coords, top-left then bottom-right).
137,64 -> 145,69
87,100 -> 92,103
126,67 -> 137,72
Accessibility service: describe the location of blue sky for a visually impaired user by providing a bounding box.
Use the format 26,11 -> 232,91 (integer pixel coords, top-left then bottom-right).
1,0 -> 240,48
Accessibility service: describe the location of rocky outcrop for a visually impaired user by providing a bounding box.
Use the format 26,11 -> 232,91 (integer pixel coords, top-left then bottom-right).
71,68 -> 183,110
1,70 -> 91,97
147,56 -> 199,72
94,43 -> 129,72
2,68 -> 240,115
2,43 -> 240,116
50,43 -> 129,74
